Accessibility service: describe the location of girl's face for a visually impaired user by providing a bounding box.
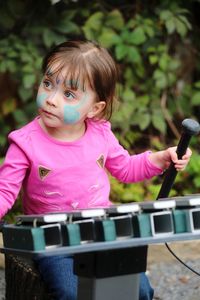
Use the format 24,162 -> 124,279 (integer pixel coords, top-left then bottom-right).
36,68 -> 101,130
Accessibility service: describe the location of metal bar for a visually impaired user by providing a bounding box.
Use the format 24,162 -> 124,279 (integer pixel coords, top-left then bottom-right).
1,232 -> 200,257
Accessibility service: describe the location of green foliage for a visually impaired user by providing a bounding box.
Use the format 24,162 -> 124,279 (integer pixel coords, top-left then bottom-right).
0,0 -> 200,215
159,6 -> 192,37
110,176 -> 146,203
177,152 -> 200,193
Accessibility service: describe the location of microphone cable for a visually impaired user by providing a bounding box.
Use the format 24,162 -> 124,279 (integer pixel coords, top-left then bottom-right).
165,242 -> 200,276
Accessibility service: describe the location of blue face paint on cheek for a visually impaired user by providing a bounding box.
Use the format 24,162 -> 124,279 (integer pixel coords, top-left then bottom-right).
36,93 -> 47,108
63,105 -> 80,124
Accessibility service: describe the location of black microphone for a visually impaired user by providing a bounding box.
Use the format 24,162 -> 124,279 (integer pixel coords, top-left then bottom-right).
156,118 -> 200,200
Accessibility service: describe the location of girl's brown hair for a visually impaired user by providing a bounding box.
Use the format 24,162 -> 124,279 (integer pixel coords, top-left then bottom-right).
42,40 -> 119,120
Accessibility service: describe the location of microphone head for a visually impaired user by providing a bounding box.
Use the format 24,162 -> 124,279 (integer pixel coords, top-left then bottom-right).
182,119 -> 200,136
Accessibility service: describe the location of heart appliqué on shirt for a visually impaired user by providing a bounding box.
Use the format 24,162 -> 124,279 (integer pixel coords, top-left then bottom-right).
38,166 -> 51,180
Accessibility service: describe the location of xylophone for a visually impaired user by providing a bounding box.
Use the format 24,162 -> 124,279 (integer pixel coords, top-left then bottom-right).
2,195 -> 200,253
1,118 -> 200,300
2,195 -> 200,300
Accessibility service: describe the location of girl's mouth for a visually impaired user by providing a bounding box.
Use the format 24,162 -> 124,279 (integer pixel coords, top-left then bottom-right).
43,110 -> 57,118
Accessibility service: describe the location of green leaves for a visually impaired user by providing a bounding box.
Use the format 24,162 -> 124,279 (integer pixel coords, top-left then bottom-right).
115,44 -> 128,60
105,9 -> 124,30
23,74 -> 36,89
191,81 -> 200,105
83,11 -> 104,39
85,11 -> 104,30
82,9 -> 124,47
152,111 -> 166,134
98,28 -> 119,48
153,70 -> 168,89
129,27 -> 146,45
191,92 -> 200,105
110,176 -> 145,203
159,8 -> 191,37
42,29 -> 59,48
55,19 -> 80,34
148,45 -> 180,89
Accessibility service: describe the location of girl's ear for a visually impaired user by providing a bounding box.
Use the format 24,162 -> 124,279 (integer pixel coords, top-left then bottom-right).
87,101 -> 106,118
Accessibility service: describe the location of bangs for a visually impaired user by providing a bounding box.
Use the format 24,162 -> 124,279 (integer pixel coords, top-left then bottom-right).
44,52 -> 94,92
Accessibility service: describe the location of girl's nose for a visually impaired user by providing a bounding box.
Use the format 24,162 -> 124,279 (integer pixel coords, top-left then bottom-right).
46,91 -> 59,107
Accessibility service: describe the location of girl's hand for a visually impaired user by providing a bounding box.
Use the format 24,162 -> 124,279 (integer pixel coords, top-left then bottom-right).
163,146 -> 192,171
149,147 -> 192,171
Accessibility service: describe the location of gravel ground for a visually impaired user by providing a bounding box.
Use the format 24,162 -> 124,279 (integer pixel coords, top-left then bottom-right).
148,259 -> 200,300
0,242 -> 200,300
148,242 -> 200,300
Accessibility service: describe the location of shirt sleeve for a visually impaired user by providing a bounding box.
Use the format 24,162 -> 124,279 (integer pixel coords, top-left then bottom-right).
0,143 -> 29,219
104,123 -> 163,183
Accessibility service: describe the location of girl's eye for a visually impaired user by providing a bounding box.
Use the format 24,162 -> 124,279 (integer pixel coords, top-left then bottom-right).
64,91 -> 75,100
43,80 -> 53,89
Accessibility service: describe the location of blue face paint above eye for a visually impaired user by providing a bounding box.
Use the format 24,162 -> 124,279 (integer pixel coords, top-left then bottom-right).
36,93 -> 47,108
63,105 -> 80,124
65,79 -> 79,89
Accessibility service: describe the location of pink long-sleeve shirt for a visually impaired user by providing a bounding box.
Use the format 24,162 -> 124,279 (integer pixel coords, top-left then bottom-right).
0,117 -> 162,218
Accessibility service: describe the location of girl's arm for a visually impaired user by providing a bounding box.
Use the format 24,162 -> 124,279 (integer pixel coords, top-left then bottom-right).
104,123 -> 192,183
0,143 -> 29,219
104,124 -> 163,182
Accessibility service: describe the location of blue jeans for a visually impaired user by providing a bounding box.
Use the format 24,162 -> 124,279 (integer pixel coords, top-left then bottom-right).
34,256 -> 154,300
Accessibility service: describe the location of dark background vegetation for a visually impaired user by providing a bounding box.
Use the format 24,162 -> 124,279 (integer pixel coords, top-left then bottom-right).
1,0 -> 200,218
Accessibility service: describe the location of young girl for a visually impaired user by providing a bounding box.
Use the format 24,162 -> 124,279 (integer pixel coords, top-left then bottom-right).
0,40 -> 191,300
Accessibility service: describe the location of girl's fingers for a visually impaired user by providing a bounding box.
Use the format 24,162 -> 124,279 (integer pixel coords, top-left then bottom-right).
174,159 -> 190,170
